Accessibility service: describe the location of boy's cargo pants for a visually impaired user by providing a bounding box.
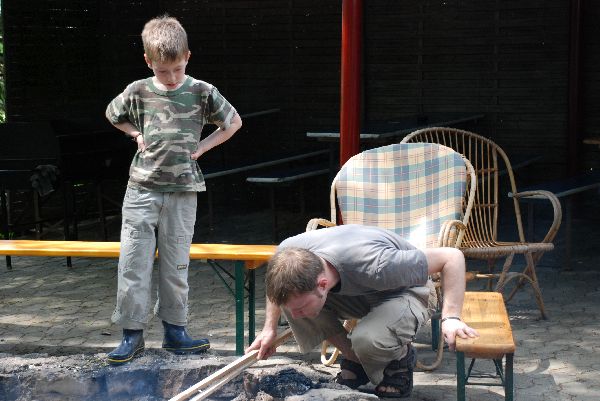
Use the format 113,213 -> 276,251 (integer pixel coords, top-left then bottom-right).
111,186 -> 197,330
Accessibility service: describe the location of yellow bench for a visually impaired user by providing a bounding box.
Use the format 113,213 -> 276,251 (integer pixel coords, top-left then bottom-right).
0,240 -> 277,355
456,291 -> 516,401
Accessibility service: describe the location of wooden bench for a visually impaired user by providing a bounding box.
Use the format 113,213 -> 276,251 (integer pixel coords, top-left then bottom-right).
583,136 -> 600,149
201,149 -> 329,234
457,291 -> 515,401
514,171 -> 600,270
246,162 -> 330,241
0,239 -> 276,355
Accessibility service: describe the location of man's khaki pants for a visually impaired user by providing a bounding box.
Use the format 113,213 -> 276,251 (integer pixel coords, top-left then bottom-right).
284,283 -> 436,385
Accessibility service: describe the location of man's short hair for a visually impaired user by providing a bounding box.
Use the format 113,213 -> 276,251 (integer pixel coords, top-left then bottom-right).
142,15 -> 189,62
266,247 -> 324,305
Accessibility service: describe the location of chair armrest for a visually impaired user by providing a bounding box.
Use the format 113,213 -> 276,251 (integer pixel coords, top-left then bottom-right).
306,218 -> 337,232
438,219 -> 467,248
510,189 -> 562,243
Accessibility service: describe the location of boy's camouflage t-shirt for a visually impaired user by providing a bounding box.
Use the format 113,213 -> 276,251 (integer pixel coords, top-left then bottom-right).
106,76 -> 237,192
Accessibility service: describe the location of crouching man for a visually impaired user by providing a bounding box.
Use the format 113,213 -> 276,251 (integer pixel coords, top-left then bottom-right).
246,224 -> 478,398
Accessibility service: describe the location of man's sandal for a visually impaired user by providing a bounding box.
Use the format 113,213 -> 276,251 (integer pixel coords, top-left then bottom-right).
374,343 -> 416,398
335,357 -> 370,389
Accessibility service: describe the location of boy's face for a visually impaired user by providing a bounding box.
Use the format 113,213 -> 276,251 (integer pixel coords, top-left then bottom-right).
145,51 -> 190,91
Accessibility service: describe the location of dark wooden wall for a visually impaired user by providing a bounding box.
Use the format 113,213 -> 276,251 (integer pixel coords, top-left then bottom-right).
3,0 -> 600,178
581,0 -> 600,172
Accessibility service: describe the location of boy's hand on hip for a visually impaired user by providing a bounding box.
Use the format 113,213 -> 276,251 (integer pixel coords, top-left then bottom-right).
191,149 -> 202,160
135,135 -> 146,152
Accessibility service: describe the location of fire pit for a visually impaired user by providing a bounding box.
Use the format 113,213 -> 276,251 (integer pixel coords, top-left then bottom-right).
0,351 -> 376,401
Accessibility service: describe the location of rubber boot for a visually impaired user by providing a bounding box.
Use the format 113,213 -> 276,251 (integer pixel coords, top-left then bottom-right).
107,329 -> 145,365
162,321 -> 210,354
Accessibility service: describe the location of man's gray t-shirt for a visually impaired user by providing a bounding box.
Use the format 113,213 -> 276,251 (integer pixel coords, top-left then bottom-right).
279,224 -> 429,296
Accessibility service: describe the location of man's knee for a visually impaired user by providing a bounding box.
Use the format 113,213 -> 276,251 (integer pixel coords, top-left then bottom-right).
350,324 -> 379,356
350,301 -> 426,358
350,322 -> 406,357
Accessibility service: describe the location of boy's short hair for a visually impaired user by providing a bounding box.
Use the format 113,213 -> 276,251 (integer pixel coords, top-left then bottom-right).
142,15 -> 189,62
265,247 -> 324,305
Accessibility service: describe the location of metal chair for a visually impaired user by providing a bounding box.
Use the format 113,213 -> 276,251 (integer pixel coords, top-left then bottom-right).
306,142 -> 476,371
401,127 -> 562,319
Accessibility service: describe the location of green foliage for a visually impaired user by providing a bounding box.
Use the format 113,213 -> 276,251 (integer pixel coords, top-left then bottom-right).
0,231 -> 15,240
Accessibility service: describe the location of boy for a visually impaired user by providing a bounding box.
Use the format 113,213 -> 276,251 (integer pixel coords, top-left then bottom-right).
105,15 -> 242,365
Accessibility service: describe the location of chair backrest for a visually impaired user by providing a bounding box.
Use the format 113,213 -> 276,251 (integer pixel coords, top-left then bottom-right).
330,143 -> 475,248
401,127 -> 526,244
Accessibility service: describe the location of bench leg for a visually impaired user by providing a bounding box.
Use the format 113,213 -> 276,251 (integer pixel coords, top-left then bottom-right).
61,184 -> 73,268
95,181 -> 108,241
456,351 -> 466,401
505,353 -> 514,401
456,352 -> 514,401
248,268 -> 256,345
1,188 -> 13,270
235,261 -> 245,356
33,191 -> 42,239
564,197 -> 573,271
207,187 -> 214,236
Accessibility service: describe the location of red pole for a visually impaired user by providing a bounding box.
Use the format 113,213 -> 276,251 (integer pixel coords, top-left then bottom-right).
339,0 -> 363,167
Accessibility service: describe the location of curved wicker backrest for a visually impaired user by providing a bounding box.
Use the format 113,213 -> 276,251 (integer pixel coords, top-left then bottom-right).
330,142 -> 475,248
402,127 -> 525,247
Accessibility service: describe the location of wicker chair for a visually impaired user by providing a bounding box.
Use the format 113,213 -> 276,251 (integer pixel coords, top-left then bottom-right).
401,127 -> 562,319
306,142 -> 476,371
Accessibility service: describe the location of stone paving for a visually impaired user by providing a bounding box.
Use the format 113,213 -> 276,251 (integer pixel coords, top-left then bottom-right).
1,209 -> 599,400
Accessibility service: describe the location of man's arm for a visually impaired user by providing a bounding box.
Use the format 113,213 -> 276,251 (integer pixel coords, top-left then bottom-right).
246,297 -> 282,360
192,113 -> 242,160
422,247 -> 478,350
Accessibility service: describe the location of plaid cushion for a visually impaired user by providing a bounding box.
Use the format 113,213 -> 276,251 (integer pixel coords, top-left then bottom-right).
334,143 -> 468,248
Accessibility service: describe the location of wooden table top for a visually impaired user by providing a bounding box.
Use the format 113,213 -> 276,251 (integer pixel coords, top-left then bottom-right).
0,240 -> 277,266
583,137 -> 600,148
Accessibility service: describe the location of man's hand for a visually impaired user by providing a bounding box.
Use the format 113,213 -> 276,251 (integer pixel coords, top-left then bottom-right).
246,327 -> 278,360
442,319 -> 478,351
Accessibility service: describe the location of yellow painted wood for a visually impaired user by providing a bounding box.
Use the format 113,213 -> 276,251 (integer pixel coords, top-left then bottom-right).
457,291 -> 515,359
583,136 -> 600,149
0,240 -> 276,268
